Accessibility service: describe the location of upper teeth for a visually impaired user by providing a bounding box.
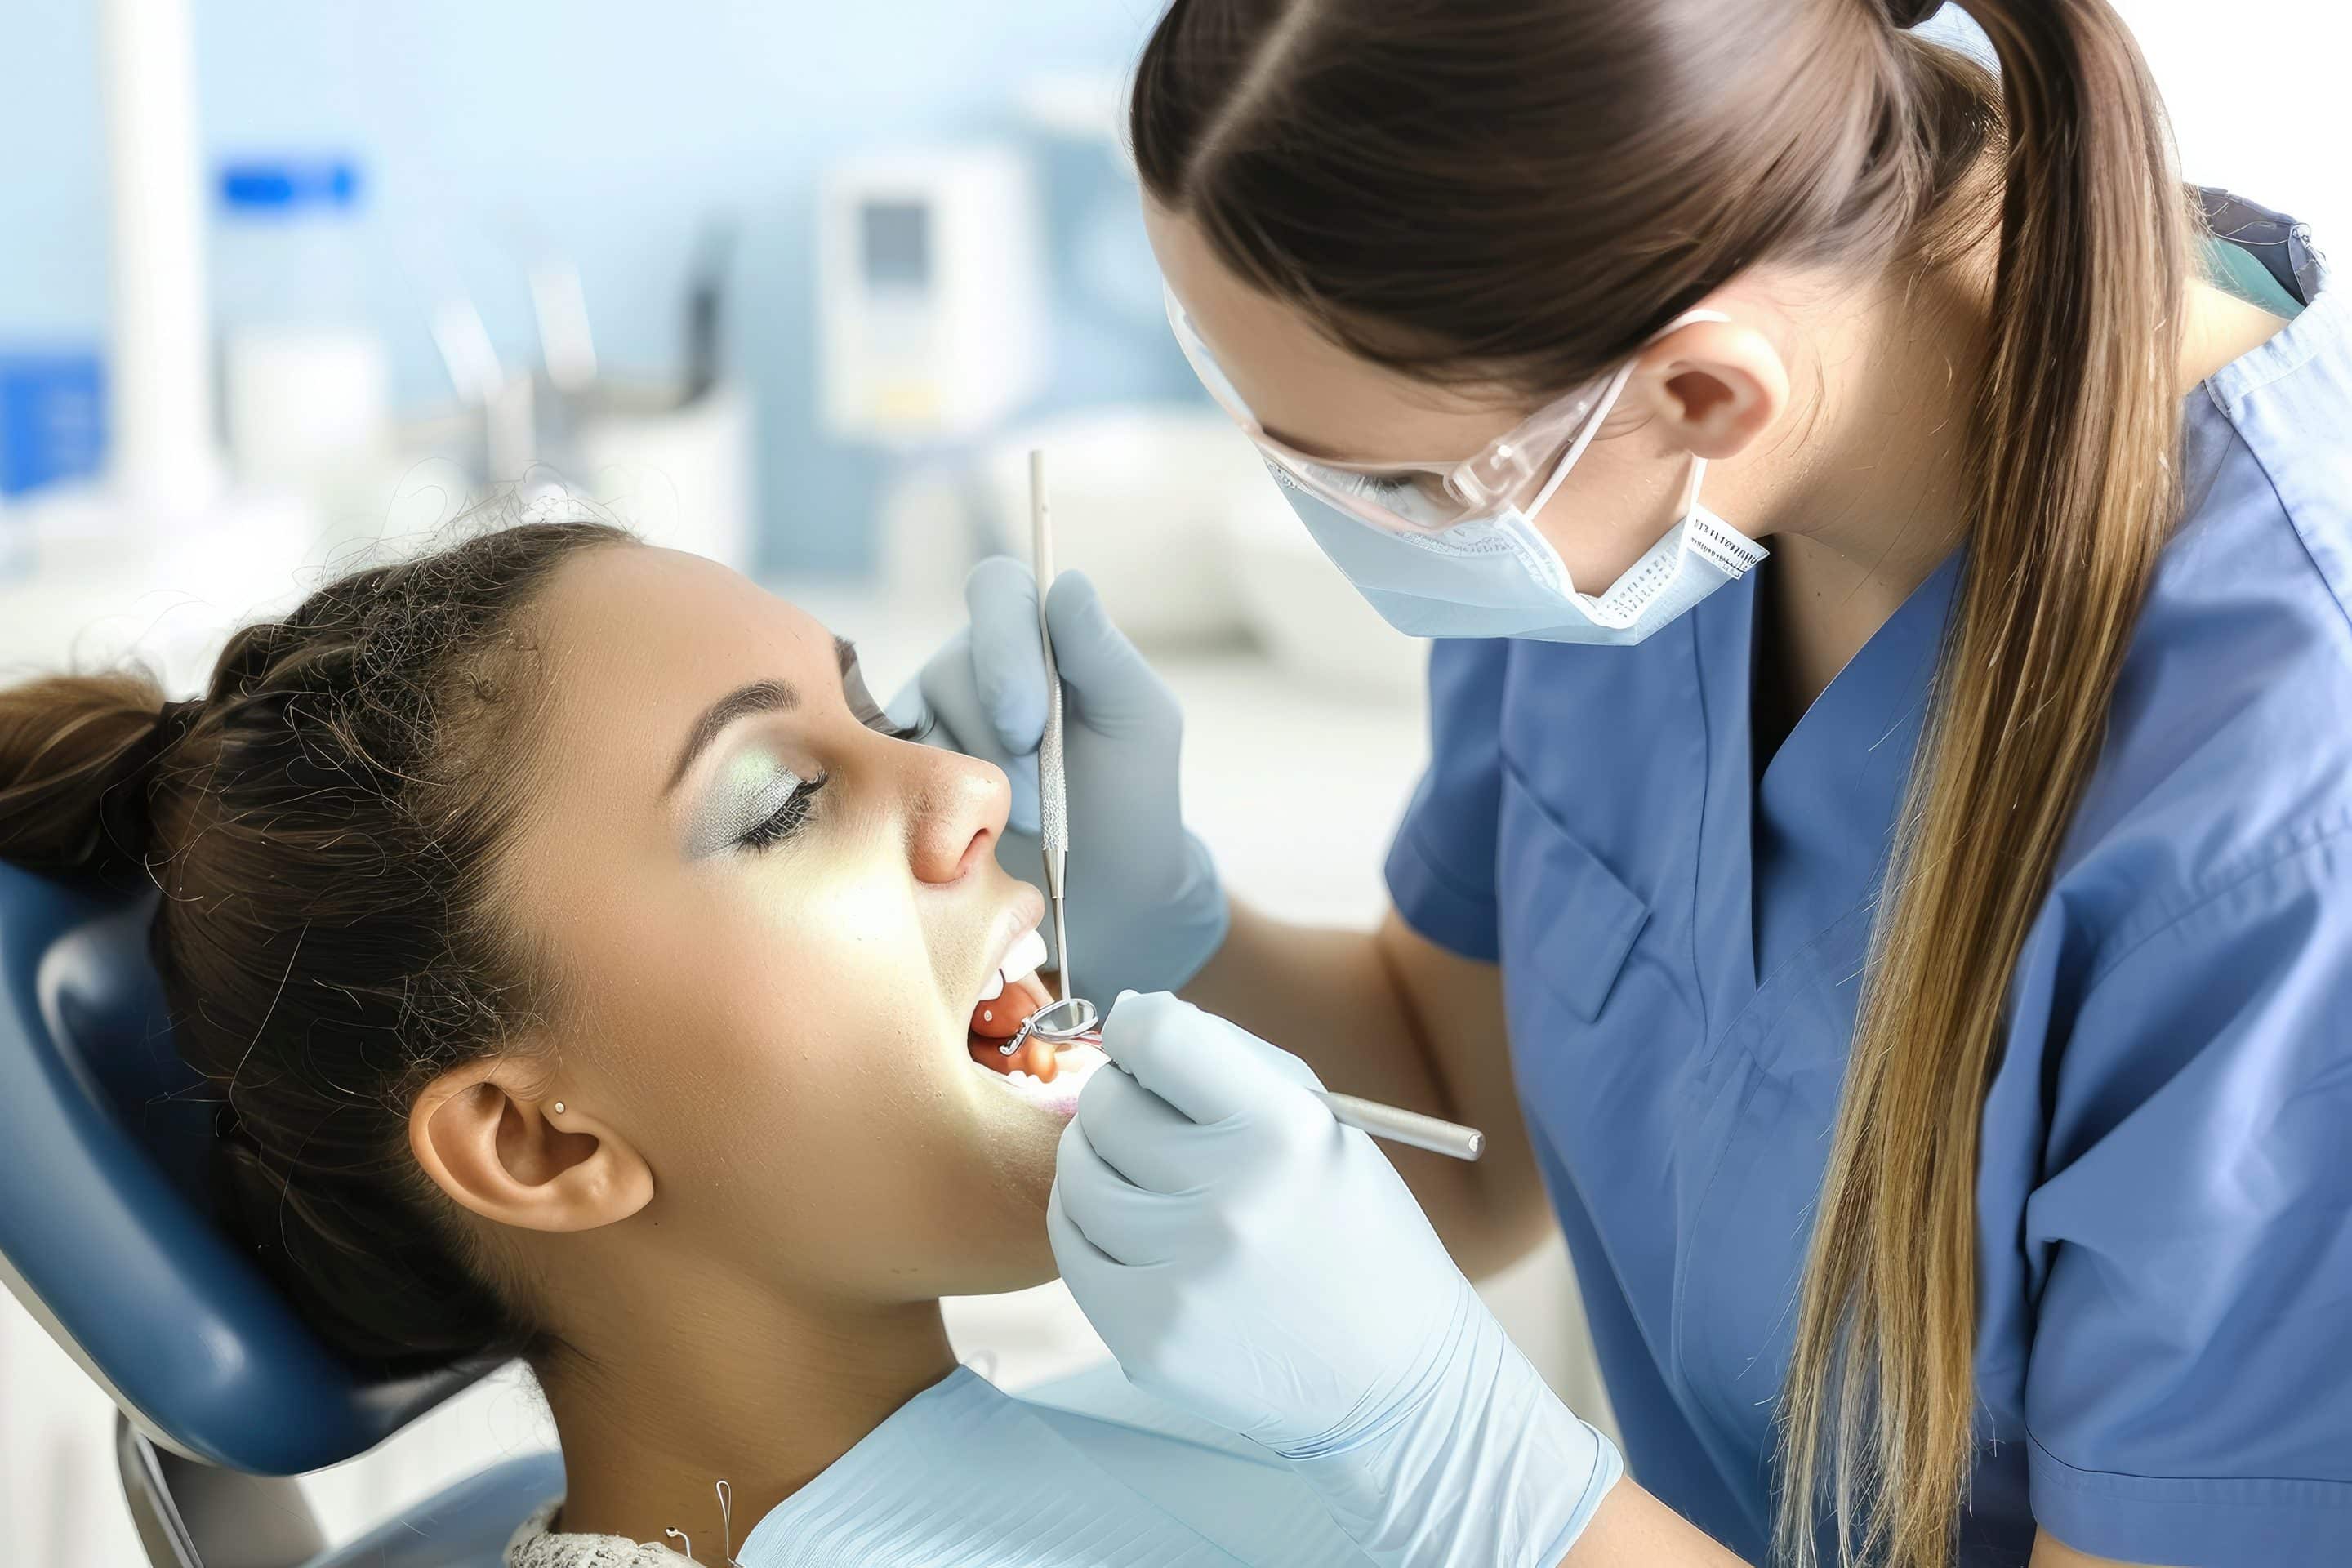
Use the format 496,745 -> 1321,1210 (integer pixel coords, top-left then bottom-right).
980,928 -> 1049,1001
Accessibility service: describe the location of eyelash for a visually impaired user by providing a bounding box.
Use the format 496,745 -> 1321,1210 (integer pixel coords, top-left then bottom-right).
740,773 -> 831,852
735,701 -> 915,853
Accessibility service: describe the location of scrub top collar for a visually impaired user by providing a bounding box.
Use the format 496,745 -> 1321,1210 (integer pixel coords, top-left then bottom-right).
1687,548 -> 1963,1009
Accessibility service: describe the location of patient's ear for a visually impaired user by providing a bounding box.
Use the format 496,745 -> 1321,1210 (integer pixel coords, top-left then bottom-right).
409,1057 -> 653,1233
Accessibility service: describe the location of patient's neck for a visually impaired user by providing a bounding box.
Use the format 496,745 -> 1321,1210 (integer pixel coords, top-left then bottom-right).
535,1266 -> 957,1553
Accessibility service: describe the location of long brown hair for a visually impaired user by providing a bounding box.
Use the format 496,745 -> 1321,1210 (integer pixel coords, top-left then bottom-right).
1131,2 -> 2189,1562
0,520 -> 630,1370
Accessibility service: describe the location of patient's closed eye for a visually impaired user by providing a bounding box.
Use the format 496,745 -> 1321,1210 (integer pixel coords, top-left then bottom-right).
682,746 -> 813,858
739,771 -> 829,853
680,639 -> 916,858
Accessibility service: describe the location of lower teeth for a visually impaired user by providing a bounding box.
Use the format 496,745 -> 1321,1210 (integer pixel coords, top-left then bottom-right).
971,1043 -> 1107,1105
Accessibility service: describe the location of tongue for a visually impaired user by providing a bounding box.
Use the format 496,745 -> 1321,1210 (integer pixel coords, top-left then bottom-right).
970,972 -> 1052,1040
969,972 -> 1058,1080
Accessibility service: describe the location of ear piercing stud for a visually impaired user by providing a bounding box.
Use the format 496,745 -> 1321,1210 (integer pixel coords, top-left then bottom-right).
551,1102 -> 565,1115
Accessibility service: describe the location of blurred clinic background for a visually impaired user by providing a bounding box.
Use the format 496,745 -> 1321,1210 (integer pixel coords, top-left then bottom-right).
0,2 -> 2340,1562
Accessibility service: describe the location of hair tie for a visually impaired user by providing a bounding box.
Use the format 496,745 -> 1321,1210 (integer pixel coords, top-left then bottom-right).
1883,0 -> 1943,26
93,697 -> 207,870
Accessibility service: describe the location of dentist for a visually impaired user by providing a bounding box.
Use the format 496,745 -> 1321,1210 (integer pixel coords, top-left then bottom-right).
902,2 -> 2352,1565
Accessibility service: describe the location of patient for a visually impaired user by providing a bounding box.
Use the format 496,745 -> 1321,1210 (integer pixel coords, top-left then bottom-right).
0,522 -> 1370,1566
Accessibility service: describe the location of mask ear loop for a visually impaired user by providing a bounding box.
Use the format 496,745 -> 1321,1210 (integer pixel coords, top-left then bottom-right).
1677,453 -> 1708,519
1520,309 -> 1734,523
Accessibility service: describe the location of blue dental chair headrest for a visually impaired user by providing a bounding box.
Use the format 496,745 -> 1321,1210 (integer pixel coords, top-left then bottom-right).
0,861 -> 490,1475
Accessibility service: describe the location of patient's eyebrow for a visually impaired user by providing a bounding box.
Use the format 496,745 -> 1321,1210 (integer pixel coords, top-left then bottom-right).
666,679 -> 799,796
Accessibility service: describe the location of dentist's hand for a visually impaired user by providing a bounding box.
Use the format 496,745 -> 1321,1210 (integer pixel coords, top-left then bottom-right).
1049,992 -> 1623,1568
891,560 -> 1228,996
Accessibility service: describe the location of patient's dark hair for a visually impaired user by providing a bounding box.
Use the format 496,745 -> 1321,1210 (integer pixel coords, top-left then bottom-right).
0,519 -> 631,1369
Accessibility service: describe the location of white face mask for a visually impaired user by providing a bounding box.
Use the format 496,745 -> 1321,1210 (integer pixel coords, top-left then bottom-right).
1270,318 -> 1767,645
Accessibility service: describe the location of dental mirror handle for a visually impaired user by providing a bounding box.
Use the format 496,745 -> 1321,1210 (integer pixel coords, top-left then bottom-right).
1311,1091 -> 1486,1162
1060,991 -> 1484,1160
1031,448 -> 1071,1003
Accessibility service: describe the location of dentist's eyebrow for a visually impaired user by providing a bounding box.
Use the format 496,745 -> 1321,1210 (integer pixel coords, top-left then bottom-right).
1258,420 -> 1359,463
666,678 -> 800,796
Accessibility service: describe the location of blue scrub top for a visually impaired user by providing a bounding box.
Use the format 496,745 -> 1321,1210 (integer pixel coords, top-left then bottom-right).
1386,229 -> 2352,1566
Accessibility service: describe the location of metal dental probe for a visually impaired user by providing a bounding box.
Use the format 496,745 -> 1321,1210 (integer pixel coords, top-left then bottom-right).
1016,455 -> 1483,1163
1031,449 -> 1071,1004
1004,996 -> 1486,1162
1303,1092 -> 1486,1161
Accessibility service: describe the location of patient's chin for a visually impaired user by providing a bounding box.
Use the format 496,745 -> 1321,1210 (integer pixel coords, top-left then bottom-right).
958,1236 -> 1061,1298
947,1173 -> 1062,1294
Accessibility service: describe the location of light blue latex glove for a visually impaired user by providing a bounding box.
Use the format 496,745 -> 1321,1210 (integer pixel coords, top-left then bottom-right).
1049,992 -> 1624,1568
889,559 -> 1228,996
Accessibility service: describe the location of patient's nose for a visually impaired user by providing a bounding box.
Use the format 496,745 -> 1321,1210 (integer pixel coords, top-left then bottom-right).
905,746 -> 1009,885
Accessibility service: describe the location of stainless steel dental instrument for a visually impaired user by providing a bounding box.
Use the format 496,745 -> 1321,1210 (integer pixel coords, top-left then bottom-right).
1000,995 -> 1098,1056
1304,1091 -> 1486,1162
1005,996 -> 1486,1161
1031,448 -> 1071,1004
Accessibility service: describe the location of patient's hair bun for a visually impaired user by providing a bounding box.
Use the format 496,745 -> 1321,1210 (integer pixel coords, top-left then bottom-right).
0,672 -> 204,880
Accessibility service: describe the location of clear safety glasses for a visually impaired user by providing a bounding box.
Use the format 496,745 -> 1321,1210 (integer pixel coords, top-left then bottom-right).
1164,283 -> 1628,535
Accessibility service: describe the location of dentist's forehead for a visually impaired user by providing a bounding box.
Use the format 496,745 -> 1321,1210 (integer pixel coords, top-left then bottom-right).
1143,198 -> 1530,466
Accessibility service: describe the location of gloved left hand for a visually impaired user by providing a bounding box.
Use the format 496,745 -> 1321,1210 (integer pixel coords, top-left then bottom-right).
888,560 -> 1227,997
1049,992 -> 1623,1568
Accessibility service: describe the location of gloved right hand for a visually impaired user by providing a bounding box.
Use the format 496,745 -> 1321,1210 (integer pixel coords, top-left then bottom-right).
1049,991 -> 1624,1568
889,559 -> 1229,997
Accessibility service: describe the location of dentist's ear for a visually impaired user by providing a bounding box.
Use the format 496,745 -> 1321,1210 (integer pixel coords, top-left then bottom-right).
1632,316 -> 1791,463
409,1059 -> 653,1233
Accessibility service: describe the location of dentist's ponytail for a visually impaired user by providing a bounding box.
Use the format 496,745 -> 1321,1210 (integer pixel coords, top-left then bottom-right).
1779,5 -> 2188,1565
1134,0 -> 2193,1561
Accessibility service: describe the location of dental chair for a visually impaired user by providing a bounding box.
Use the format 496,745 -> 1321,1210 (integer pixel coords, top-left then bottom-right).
0,862 -> 564,1567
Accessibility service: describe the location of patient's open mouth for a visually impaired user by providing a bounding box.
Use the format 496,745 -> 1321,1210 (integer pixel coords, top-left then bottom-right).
964,928 -> 1107,1114
968,929 -> 1057,1078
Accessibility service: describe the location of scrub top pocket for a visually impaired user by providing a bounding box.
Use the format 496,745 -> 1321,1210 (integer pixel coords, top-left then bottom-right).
1496,765 -> 1650,1024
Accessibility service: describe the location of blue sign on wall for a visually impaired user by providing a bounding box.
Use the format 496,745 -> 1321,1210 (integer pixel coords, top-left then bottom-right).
0,352 -> 105,497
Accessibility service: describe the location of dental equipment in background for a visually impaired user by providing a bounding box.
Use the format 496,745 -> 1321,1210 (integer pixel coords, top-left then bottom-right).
1032,449 -> 1071,1004
682,216 -> 738,406
526,258 -> 598,396
1006,996 -> 1486,1163
397,225 -> 534,482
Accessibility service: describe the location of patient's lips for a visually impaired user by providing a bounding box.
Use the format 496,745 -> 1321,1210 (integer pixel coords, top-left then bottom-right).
976,929 -> 1049,1008
967,927 -> 1053,1074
